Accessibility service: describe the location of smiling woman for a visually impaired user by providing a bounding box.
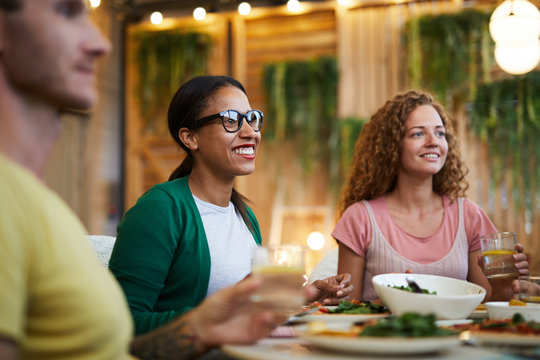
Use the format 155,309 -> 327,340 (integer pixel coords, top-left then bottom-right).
334,90 -> 530,303
109,76 -> 264,335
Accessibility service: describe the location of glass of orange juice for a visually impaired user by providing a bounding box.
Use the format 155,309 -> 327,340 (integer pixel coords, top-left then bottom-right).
480,232 -> 519,279
250,245 -> 305,312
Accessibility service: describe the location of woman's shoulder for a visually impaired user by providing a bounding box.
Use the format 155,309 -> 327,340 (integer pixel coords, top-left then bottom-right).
339,197 -> 385,221
140,177 -> 191,199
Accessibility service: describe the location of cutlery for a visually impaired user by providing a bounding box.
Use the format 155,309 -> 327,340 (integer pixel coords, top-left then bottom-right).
406,278 -> 424,294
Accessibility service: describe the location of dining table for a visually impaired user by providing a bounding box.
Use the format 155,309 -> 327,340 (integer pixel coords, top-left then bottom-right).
196,313 -> 540,360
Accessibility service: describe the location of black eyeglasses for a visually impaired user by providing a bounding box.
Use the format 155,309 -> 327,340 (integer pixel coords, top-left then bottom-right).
195,109 -> 264,133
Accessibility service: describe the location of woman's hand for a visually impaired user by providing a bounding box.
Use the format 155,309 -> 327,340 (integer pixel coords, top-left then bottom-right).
512,277 -> 540,297
305,273 -> 354,305
477,243 -> 530,301
513,243 -> 529,275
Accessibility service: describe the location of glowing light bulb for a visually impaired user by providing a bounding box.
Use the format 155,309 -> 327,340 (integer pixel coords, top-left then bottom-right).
193,7 -> 206,21
337,0 -> 350,5
307,231 -> 325,251
89,0 -> 100,7
150,11 -> 163,25
489,0 -> 540,75
238,2 -> 251,16
495,41 -> 540,74
490,0 -> 540,44
287,0 -> 301,13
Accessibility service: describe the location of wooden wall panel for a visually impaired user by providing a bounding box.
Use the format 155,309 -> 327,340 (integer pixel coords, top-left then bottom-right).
243,10 -> 337,110
124,17 -> 229,209
123,1 -> 539,273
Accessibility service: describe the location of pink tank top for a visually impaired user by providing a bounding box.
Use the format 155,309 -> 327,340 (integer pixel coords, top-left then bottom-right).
362,198 -> 469,300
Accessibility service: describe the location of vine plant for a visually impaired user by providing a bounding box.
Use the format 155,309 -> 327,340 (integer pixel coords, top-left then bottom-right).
133,29 -> 212,133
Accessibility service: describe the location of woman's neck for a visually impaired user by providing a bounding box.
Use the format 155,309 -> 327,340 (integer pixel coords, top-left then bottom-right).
386,175 -> 441,213
187,166 -> 234,207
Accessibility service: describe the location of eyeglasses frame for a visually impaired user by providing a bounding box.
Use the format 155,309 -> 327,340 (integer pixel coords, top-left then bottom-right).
195,109 -> 264,133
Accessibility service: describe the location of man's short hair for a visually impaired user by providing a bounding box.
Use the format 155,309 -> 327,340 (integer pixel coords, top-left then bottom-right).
0,0 -> 22,11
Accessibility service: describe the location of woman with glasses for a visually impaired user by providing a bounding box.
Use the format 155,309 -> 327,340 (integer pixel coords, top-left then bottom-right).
110,75 -> 352,335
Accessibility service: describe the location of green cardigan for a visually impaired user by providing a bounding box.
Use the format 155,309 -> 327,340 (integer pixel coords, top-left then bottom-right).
109,177 -> 262,335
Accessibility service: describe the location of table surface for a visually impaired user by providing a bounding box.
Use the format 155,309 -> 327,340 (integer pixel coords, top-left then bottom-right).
221,337 -> 535,360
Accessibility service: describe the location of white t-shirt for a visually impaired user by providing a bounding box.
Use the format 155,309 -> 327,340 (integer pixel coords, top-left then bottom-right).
193,195 -> 258,296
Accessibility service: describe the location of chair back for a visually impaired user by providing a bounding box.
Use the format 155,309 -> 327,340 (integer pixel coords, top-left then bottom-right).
87,235 -> 116,267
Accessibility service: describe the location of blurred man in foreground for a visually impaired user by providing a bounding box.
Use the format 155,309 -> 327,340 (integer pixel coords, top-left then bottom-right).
0,1 -> 282,359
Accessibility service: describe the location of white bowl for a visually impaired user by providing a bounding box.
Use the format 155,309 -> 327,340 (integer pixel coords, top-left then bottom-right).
486,301 -> 540,322
372,273 -> 486,320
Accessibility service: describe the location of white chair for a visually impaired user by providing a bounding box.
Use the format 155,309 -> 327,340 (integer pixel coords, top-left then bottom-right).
308,248 -> 338,283
86,235 -> 116,267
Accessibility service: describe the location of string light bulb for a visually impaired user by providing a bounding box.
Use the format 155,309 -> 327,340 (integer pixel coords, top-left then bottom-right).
88,0 -> 100,7
238,2 -> 251,16
287,0 -> 301,12
150,11 -> 163,25
193,7 -> 206,21
307,231 -> 325,251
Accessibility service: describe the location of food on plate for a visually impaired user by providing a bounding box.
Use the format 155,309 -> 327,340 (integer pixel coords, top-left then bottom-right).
330,300 -> 388,314
307,313 -> 458,338
307,321 -> 362,337
391,285 -> 437,295
508,299 -> 527,306
475,304 -> 486,311
446,313 -> 540,335
303,300 -> 388,315
359,313 -> 456,337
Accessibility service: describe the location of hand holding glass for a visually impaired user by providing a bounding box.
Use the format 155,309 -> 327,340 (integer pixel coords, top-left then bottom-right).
480,232 -> 519,279
250,245 -> 305,312
518,276 -> 540,303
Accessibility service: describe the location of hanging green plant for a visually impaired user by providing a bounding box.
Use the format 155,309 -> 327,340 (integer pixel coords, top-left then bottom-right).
403,9 -> 493,105
263,57 -> 339,171
133,29 -> 212,133
470,71 -> 540,211
262,56 -> 366,191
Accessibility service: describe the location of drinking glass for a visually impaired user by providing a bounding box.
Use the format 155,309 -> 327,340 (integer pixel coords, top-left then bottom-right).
250,245 -> 306,312
480,232 -> 519,279
518,275 -> 540,303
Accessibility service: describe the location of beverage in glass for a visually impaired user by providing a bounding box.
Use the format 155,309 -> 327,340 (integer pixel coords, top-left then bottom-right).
250,245 -> 305,312
480,232 -> 519,279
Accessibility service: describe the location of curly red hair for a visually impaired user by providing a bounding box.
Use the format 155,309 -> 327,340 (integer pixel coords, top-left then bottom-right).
339,90 -> 468,215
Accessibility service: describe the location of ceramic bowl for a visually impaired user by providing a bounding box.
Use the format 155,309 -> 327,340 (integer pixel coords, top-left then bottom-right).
485,301 -> 540,322
372,273 -> 486,320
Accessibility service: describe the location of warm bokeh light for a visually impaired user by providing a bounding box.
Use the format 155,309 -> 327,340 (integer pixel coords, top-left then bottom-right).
489,0 -> 540,75
88,0 -> 100,7
287,0 -> 301,13
193,7 -> 207,21
337,0 -> 350,5
495,41 -> 540,74
150,11 -> 163,25
238,2 -> 252,16
490,0 -> 540,44
307,231 -> 325,251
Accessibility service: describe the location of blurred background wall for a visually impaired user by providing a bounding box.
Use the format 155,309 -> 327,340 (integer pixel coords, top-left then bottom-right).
44,0 -> 540,275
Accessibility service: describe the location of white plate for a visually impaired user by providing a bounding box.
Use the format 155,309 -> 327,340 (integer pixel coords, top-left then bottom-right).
222,338 -> 508,360
300,313 -> 388,323
468,309 -> 488,319
462,330 -> 540,347
300,334 -> 461,355
435,319 -> 473,327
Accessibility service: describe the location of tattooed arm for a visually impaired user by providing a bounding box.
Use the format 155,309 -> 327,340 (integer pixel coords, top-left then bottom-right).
130,277 -> 282,360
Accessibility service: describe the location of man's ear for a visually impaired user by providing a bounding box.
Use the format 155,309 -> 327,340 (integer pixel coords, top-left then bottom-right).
178,128 -> 199,151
